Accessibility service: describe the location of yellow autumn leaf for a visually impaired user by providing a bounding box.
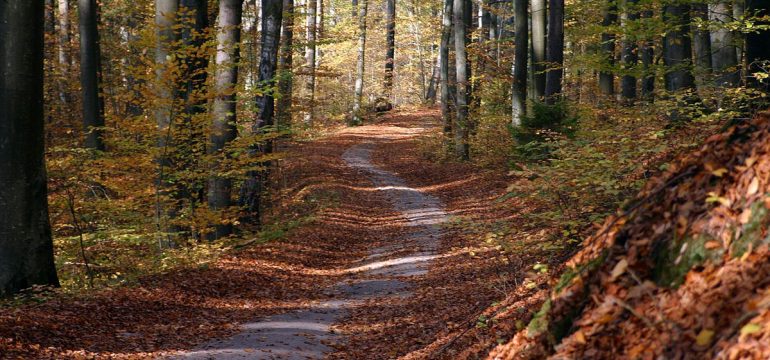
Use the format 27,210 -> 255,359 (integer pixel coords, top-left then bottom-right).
696,329 -> 714,346
740,323 -> 762,336
712,168 -> 728,177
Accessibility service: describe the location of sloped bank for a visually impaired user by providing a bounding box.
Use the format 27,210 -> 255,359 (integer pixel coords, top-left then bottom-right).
492,112 -> 770,359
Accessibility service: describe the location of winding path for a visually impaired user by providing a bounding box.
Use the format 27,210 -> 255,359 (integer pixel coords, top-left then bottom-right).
176,138 -> 447,359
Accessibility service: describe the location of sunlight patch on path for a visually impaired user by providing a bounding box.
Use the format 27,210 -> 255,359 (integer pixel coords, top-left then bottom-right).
173,139 -> 446,359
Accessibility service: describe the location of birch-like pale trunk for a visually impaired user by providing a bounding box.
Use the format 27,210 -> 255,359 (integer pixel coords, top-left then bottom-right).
512,0 -> 527,125
351,0 -> 369,125
208,0 -> 244,240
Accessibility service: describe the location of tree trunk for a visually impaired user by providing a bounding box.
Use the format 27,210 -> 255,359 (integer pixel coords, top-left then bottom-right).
304,0 -> 317,123
710,1 -> 740,87
0,0 -> 60,297
78,0 -> 106,151
240,0 -> 283,225
208,0 -> 243,240
58,0 -> 72,67
663,4 -> 695,91
440,0 -> 454,134
531,0 -> 546,100
745,0 -> 770,88
453,0 -> 469,159
425,49 -> 441,103
544,0 -> 564,102
351,0 -> 368,125
383,0 -> 396,99
620,0 -> 639,103
692,3 -> 713,90
277,0 -> 295,125
512,0 -> 527,125
640,9 -> 654,100
599,1 -> 617,96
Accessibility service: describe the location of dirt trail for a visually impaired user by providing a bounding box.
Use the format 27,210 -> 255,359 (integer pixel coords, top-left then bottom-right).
177,119 -> 447,359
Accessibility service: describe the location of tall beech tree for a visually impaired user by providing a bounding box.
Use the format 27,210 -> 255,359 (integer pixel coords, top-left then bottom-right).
276,0 -> 295,126
439,0 -> 454,133
240,0 -> 283,224
78,0 -> 106,151
208,0 -> 244,240
0,0 -> 60,296
544,0 -> 565,102
710,1 -> 740,87
692,2 -> 713,89
620,0 -> 639,102
453,0 -> 470,159
383,0 -> 396,99
746,0 -> 770,88
304,0 -> 317,123
351,0 -> 369,125
599,0 -> 617,96
531,0 -> 547,100
662,3 -> 695,92
512,0 -> 527,125
640,9 -> 655,99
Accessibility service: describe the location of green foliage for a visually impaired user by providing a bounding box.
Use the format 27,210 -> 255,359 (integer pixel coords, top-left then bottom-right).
511,101 -> 578,162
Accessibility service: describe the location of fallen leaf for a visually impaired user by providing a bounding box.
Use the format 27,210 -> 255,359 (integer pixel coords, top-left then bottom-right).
696,329 -> 714,346
610,259 -> 628,281
748,177 -> 760,196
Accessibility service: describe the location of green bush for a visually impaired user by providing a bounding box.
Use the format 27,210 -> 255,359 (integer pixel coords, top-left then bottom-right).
511,100 -> 579,161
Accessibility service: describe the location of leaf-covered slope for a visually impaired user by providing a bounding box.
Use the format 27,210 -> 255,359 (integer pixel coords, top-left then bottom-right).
490,112 -> 770,359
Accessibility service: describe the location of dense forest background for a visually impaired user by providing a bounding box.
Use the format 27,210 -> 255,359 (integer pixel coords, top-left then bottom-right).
3,0 -> 770,357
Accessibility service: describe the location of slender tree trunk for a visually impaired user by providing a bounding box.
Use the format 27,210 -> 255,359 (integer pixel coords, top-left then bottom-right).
453,0 -> 469,159
78,0 -> 106,151
304,0 -> 317,123
692,2 -> 713,90
425,49 -> 441,103
620,0 -> 639,103
277,0 -> 295,125
240,0 -> 283,224
531,0 -> 546,100
599,1 -> 617,96
352,0 -> 358,17
710,1 -> 740,87
544,0 -> 564,102
745,0 -> 770,88
58,0 -> 72,67
440,0 -> 453,134
383,0 -> 396,99
512,0 -> 527,125
0,0 -> 60,297
208,0 -> 244,240
663,4 -> 695,91
351,0 -> 368,125
641,9 -> 655,100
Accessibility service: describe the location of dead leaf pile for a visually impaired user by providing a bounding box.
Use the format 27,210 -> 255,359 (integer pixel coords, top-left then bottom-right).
491,112 -> 770,359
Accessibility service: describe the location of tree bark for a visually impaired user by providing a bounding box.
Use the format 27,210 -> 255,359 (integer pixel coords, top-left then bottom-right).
663,4 -> 695,91
58,0 -> 72,67
454,0 -> 470,159
383,0 -> 396,99
0,0 -> 60,297
277,0 -> 295,125
78,0 -> 106,151
351,0 -> 368,125
710,1 -> 740,87
640,9 -> 654,100
599,1 -> 617,96
440,0 -> 454,134
304,0 -> 317,123
425,48 -> 441,103
512,0 -> 527,125
531,0 -> 546,100
208,0 -> 244,240
544,0 -> 564,102
620,0 -> 639,102
240,0 -> 284,225
745,0 -> 770,88
692,2 -> 713,90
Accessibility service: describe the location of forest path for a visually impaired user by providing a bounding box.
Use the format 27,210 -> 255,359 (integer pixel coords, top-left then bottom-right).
177,112 -> 447,359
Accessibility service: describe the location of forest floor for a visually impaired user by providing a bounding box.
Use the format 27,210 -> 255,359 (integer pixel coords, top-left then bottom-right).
0,108 -> 549,359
